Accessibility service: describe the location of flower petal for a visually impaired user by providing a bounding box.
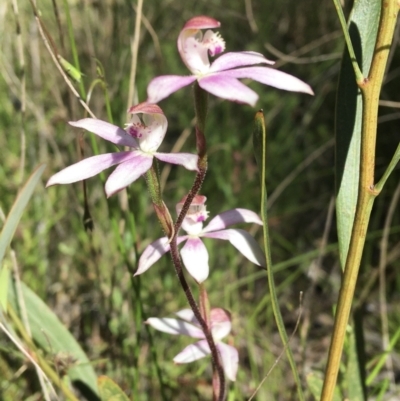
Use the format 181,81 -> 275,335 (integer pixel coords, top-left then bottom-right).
198,74 -> 258,106
136,236 -> 187,276
137,118 -> 167,153
209,51 -> 274,73
180,16 -> 221,31
203,208 -> 262,233
155,152 -> 199,171
127,102 -> 164,116
105,153 -> 153,197
146,75 -> 197,104
69,119 -> 138,148
175,309 -> 197,324
211,321 -> 231,341
203,229 -> 266,267
136,237 -> 169,275
181,238 -> 209,283
217,342 -> 239,381
210,308 -> 231,324
146,317 -> 204,338
173,340 -> 210,363
46,152 -> 136,187
222,66 -> 314,95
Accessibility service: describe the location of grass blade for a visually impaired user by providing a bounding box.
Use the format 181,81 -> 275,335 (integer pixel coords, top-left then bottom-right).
0,164 -> 46,266
8,280 -> 99,397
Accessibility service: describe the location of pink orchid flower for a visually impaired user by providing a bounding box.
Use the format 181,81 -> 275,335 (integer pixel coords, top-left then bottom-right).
147,15 -> 313,106
137,195 -> 266,283
147,307 -> 238,381
46,103 -> 198,197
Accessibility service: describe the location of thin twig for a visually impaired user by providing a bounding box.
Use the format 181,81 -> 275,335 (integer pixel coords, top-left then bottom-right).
28,0 -> 96,118
132,2 -> 162,61
265,42 -> 341,65
244,0 -> 258,33
127,0 -> 144,109
268,138 -> 334,208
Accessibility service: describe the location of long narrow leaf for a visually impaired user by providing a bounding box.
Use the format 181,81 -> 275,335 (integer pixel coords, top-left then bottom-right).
335,0 -> 381,268
8,280 -> 99,397
0,164 -> 46,266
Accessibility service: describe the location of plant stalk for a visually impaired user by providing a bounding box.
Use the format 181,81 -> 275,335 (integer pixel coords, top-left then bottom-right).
321,1 -> 399,399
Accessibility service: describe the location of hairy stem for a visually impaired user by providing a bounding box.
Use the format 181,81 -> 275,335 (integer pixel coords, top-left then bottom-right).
169,82 -> 226,400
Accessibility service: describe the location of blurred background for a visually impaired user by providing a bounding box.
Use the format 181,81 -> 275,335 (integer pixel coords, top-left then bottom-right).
1,0 -> 400,399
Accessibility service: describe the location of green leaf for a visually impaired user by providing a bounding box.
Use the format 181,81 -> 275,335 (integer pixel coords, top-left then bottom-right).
0,264 -> 10,311
335,0 -> 381,268
366,325 -> 400,386
0,164 -> 46,267
8,280 -> 99,396
98,376 -> 130,401
347,327 -> 365,401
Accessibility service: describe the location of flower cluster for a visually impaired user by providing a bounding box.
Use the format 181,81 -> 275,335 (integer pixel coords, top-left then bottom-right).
47,15 -> 312,387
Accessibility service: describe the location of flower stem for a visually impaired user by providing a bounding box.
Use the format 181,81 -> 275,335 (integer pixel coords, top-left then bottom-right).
174,82 -> 208,232
199,284 -> 220,400
169,82 -> 226,400
253,111 -> 305,401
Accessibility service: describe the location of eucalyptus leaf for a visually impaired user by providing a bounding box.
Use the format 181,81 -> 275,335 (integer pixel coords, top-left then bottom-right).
335,0 -> 381,268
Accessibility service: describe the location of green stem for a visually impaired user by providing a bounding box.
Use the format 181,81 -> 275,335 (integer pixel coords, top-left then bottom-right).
375,142 -> 400,192
253,111 -> 305,401
167,82 -> 225,400
332,0 -> 364,82
62,0 -> 86,99
321,1 -> 399,399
